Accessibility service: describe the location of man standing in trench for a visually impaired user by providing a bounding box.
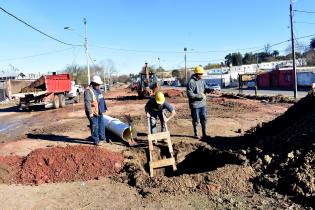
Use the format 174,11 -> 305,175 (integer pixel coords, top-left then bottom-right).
84,75 -> 107,146
145,91 -> 176,134
186,66 -> 211,140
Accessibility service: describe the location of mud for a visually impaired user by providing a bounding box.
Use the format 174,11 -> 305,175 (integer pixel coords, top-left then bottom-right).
112,141 -> 254,200
0,145 -> 123,185
247,94 -> 315,206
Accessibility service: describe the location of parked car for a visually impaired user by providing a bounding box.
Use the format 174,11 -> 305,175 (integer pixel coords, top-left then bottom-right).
208,83 -> 221,92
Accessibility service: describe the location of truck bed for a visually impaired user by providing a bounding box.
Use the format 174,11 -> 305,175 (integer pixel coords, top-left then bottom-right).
20,74 -> 71,93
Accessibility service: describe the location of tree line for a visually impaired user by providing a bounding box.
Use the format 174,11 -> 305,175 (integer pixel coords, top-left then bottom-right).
204,39 -> 315,69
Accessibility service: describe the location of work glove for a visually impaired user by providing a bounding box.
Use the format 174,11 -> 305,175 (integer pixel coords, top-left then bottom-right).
202,93 -> 207,101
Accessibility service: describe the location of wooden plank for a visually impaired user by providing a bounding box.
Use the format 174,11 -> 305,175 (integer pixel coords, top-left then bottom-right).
149,158 -> 176,169
148,131 -> 170,141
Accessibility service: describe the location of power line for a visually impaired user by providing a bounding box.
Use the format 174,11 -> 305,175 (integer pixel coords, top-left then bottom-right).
0,47 -> 74,62
294,9 -> 315,14
90,43 -> 263,54
0,6 -> 82,47
295,21 -> 315,25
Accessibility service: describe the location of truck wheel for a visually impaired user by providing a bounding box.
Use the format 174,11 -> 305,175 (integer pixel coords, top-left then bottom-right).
58,94 -> 66,107
53,95 -> 60,109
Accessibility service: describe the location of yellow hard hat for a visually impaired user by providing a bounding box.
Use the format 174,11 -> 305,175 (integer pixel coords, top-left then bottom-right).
194,66 -> 204,75
155,92 -> 165,104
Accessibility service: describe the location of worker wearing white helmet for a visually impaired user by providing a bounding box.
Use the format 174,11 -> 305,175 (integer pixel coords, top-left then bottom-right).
145,92 -> 176,134
186,66 -> 211,140
84,75 -> 108,146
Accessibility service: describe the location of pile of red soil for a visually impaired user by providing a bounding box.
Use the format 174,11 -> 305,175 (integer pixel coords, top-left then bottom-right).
163,89 -> 185,98
0,145 -> 123,185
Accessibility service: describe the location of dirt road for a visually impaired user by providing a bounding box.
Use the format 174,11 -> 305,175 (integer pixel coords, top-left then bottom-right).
0,86 -> 304,209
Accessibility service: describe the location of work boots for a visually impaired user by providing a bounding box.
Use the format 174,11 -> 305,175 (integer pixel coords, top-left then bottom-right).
201,123 -> 207,140
193,126 -> 200,139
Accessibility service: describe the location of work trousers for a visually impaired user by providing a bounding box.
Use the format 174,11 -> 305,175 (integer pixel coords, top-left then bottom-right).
190,106 -> 207,137
149,111 -> 166,134
89,115 -> 105,144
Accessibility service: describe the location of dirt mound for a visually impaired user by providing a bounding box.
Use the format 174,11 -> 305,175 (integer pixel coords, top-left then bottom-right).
163,89 -> 185,98
0,145 -> 123,185
114,142 -> 253,199
248,94 -> 315,204
222,93 -> 295,103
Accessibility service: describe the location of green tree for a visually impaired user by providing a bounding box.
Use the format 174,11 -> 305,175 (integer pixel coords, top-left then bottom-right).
272,50 -> 279,58
310,38 -> 315,49
171,69 -> 180,77
204,63 -> 221,69
225,54 -> 232,66
304,49 -> 315,66
242,53 -> 256,64
231,52 -> 243,66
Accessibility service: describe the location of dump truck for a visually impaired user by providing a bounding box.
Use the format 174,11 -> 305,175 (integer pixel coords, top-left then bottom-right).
16,73 -> 79,110
135,63 -> 159,98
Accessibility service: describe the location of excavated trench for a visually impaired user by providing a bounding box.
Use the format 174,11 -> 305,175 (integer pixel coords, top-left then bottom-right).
169,147 -> 246,176
123,142 -> 248,179
118,142 -> 253,197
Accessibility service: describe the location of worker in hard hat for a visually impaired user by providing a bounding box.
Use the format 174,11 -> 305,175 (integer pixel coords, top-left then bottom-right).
84,75 -> 107,146
187,66 -> 211,140
145,92 -> 176,134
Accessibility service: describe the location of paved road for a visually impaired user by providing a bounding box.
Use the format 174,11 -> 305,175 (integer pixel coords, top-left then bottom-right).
162,86 -> 309,98
221,88 -> 309,98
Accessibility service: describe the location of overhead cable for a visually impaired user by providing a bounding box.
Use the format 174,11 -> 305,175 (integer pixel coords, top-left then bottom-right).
0,47 -> 74,62
0,6 -> 82,47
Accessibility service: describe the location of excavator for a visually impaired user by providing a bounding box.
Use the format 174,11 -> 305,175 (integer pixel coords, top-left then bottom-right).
133,62 -> 160,98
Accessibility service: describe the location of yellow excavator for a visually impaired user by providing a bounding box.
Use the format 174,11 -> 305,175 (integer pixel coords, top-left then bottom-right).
136,62 -> 160,98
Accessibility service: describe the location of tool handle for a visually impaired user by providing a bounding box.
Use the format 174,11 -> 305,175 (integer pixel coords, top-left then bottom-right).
147,116 -> 151,134
163,112 -> 169,131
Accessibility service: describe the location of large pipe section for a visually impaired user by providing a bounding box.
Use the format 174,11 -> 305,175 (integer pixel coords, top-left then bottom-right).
103,115 -> 131,142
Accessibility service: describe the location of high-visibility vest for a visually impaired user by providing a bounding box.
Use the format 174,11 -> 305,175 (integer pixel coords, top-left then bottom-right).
85,87 -> 99,116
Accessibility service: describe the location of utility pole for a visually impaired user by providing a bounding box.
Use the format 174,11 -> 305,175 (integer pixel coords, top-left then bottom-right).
158,57 -> 162,81
184,48 -> 187,84
84,18 -> 91,85
220,67 -> 223,88
290,0 -> 298,99
255,55 -> 259,97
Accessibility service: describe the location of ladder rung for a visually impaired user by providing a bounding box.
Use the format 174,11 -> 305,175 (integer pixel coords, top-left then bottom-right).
150,158 -> 176,169
148,131 -> 170,141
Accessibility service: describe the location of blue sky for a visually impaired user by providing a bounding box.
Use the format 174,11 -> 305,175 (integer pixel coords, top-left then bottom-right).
0,0 -> 315,75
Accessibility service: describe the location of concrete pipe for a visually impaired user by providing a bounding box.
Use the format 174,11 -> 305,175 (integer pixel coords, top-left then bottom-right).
103,115 -> 131,142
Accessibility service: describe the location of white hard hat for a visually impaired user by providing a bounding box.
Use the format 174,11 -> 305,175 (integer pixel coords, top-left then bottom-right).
91,75 -> 103,85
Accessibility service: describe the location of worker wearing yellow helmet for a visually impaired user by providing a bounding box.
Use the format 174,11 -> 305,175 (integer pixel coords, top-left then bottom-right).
145,92 -> 176,134
186,66 -> 211,140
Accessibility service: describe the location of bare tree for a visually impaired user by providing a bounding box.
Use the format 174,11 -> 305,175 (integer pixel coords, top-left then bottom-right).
102,59 -> 118,85
264,44 -> 271,54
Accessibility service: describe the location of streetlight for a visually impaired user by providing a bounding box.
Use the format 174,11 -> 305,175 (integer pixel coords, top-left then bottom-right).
184,48 -> 187,84
64,18 -> 91,85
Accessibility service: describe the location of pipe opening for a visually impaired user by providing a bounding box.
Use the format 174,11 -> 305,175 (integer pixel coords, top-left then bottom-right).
122,128 -> 131,141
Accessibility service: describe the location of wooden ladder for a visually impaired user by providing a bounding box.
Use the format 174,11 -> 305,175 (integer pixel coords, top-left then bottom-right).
147,115 -> 177,177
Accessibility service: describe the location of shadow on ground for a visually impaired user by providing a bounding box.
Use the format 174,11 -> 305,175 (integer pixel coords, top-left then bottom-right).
26,133 -> 94,145
0,106 -> 21,113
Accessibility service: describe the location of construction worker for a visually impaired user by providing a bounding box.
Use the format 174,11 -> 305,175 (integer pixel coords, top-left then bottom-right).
84,75 -> 107,146
187,66 -> 211,139
145,92 -> 176,134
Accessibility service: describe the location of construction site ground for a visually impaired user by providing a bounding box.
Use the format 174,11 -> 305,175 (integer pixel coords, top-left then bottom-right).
0,85 -> 311,209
